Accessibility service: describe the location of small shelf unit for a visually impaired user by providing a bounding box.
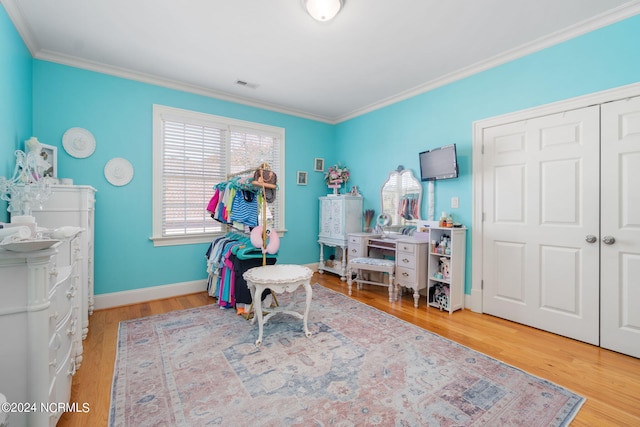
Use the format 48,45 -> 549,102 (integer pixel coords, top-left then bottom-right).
426,227 -> 466,314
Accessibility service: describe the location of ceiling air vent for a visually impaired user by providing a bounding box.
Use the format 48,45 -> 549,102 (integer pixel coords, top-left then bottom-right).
235,80 -> 259,89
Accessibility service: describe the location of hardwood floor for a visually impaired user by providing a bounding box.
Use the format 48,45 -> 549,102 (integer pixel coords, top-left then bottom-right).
59,273 -> 640,426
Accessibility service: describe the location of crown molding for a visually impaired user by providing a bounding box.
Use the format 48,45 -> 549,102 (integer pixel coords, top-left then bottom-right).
4,0 -> 639,125
34,50 -> 336,124
1,0 -> 40,55
335,1 -> 640,123
2,1 -> 330,122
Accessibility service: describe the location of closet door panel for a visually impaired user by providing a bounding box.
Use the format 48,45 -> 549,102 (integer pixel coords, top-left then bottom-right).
601,96 -> 640,358
483,121 -> 528,305
482,106 -> 600,345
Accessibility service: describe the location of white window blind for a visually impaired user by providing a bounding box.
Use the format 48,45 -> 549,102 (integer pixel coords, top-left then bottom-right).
152,105 -> 285,246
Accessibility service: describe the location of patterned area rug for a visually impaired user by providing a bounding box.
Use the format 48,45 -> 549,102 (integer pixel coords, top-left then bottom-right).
109,284 -> 584,426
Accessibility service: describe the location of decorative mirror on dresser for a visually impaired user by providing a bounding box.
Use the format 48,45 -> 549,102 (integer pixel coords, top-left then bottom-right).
380,165 -> 422,232
347,165 -> 428,308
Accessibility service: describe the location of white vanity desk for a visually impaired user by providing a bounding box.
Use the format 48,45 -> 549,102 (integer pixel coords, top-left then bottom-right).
348,232 -> 429,307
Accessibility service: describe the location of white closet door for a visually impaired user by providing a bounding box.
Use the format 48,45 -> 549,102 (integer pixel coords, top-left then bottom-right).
482,105 -> 601,345
601,97 -> 640,358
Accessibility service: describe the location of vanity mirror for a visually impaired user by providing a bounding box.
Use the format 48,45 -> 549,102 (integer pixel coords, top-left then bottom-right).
380,165 -> 422,232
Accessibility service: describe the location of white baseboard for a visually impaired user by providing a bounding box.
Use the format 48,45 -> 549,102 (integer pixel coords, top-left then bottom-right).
93,265 -> 475,312
93,279 -> 208,310
93,263 -> 320,310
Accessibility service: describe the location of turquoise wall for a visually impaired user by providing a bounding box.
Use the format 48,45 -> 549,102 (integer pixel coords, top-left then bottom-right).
0,5 -> 33,223
31,62 -> 335,294
3,4 -> 640,296
337,14 -> 640,294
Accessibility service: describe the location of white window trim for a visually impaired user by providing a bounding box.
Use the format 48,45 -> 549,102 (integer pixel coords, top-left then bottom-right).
150,104 -> 285,246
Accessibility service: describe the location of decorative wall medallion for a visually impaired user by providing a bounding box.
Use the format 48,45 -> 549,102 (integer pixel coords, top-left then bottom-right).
62,127 -> 96,158
104,157 -> 134,186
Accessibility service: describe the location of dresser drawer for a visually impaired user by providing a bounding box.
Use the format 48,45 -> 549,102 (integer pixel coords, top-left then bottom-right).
54,348 -> 75,406
49,266 -> 75,326
396,252 -> 416,269
50,309 -> 76,375
396,242 -> 416,254
49,345 -> 75,425
35,185 -> 95,211
348,243 -> 362,258
395,266 -> 416,287
348,234 -> 367,258
348,235 -> 361,245
348,246 -> 363,258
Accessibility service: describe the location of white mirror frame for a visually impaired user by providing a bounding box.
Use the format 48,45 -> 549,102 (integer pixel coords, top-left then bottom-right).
380,165 -> 422,228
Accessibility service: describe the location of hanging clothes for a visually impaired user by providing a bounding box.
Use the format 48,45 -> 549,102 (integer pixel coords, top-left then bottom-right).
206,176 -> 259,229
399,194 -> 419,220
205,232 -> 277,307
230,190 -> 258,227
204,165 -> 279,308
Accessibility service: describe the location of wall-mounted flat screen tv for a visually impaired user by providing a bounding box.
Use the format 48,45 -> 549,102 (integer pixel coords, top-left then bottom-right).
419,144 -> 459,181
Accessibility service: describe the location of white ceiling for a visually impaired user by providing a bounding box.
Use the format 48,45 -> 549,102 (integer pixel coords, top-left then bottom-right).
3,0 -> 639,123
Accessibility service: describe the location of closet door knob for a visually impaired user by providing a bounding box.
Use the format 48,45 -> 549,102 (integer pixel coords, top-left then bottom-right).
585,235 -> 597,243
602,236 -> 616,245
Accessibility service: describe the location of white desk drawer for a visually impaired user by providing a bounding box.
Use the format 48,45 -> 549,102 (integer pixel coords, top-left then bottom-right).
397,242 -> 416,254
348,244 -> 363,257
348,235 -> 361,245
396,252 -> 416,269
395,266 -> 416,287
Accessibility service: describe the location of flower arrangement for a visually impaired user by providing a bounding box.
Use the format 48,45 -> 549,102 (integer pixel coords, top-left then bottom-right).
324,163 -> 350,185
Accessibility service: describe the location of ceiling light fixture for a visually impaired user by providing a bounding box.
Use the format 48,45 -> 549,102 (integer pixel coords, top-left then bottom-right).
304,0 -> 344,22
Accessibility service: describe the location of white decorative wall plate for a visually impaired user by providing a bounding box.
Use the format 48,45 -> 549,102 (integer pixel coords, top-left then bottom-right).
62,127 -> 96,158
104,157 -> 134,186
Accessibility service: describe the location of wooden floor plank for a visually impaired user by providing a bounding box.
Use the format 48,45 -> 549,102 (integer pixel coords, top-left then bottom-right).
57,273 -> 640,426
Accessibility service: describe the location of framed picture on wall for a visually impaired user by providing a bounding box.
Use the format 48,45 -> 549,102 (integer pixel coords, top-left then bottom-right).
297,171 -> 308,185
314,158 -> 324,172
40,143 -> 57,178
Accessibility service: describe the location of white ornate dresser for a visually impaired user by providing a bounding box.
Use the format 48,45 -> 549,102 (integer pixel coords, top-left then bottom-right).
0,236 -> 82,426
31,185 -> 96,339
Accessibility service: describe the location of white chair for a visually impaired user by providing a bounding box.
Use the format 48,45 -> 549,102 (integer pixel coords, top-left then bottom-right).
347,257 -> 396,302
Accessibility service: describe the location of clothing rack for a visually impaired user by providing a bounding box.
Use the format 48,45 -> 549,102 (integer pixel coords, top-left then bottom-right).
207,164 -> 280,318
246,163 -> 279,317
227,167 -> 259,179
220,163 -> 277,265
211,167 -> 263,233
250,163 -> 277,265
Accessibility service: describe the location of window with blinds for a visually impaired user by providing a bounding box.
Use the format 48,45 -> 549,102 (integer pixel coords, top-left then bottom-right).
151,105 -> 285,246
